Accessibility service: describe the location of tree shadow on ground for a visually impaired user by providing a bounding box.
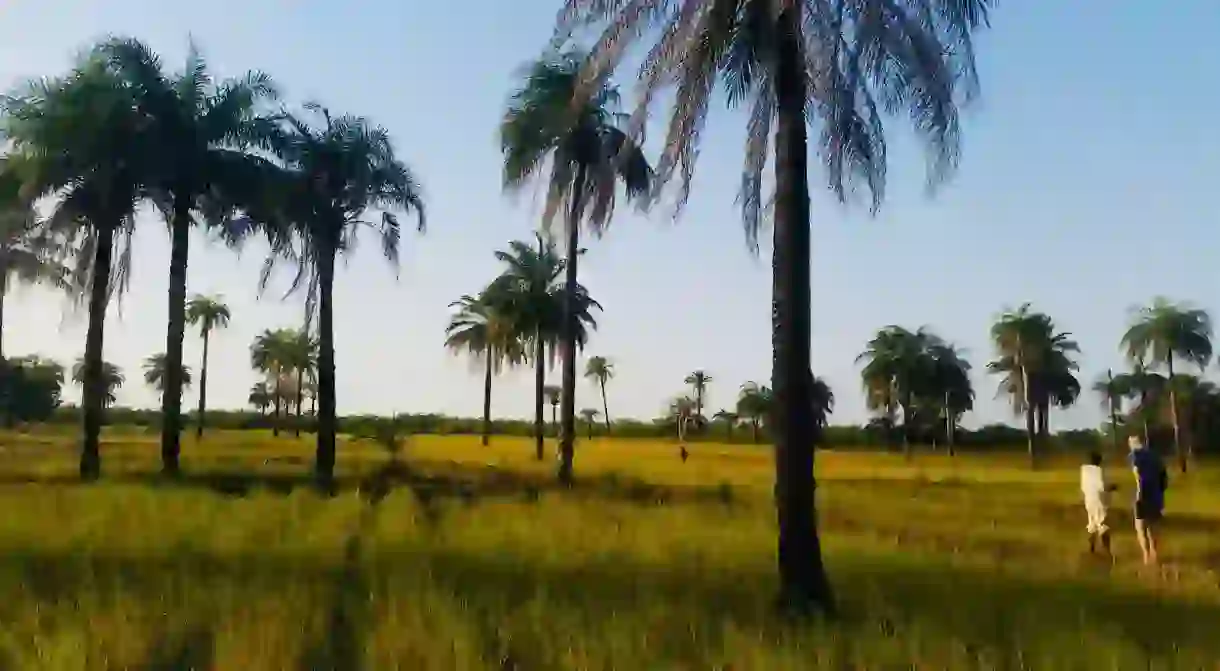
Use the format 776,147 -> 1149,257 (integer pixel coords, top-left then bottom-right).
141,626 -> 215,671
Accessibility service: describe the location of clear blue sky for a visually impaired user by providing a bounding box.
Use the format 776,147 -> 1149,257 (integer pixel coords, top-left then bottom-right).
2,1 -> 1218,429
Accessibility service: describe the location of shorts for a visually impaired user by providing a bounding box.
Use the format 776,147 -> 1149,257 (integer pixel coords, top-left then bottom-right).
1085,502 -> 1109,535
1135,499 -> 1163,522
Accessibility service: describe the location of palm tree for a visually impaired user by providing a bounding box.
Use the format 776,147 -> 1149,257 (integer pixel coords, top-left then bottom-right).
988,305 -> 1079,465
810,374 -> 835,431
72,358 -> 124,410
1122,298 -> 1213,472
856,326 -> 937,455
445,292 -> 525,446
284,329 -> 318,437
185,295 -> 231,439
143,352 -> 193,402
3,54 -> 149,480
583,355 -> 614,434
0,160 -> 70,361
579,408 -> 600,439
737,381 -> 771,444
544,384 -> 562,435
490,234 -> 599,460
501,50 -> 652,485
713,409 -> 738,441
248,381 -> 272,416
250,328 -> 296,437
250,104 -> 425,486
1093,369 -> 1125,454
1112,363 -> 1166,445
97,37 -> 279,475
557,0 -> 993,613
684,370 -> 713,429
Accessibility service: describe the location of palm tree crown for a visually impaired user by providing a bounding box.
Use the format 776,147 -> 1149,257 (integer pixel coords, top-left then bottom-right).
143,353 -> 193,394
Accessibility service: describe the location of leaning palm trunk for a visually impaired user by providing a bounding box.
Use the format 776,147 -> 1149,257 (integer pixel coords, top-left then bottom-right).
195,329 -> 210,439
599,379 -> 611,434
315,248 -> 338,486
80,225 -> 116,480
770,4 -> 832,613
1166,356 -> 1187,473
533,332 -> 546,461
481,344 -> 493,446
557,165 -> 587,485
159,202 -> 191,476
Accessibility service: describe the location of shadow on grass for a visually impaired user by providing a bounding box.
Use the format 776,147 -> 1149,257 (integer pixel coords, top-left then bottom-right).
142,626 -> 214,671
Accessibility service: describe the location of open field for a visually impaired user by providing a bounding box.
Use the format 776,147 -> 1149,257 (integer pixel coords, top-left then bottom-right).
0,431 -> 1218,669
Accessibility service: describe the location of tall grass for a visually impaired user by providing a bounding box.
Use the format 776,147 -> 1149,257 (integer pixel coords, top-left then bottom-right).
0,431 -> 1216,668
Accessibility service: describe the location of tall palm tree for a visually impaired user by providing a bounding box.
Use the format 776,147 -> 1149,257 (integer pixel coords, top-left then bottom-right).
926,341 -> 974,456
445,292 -> 525,446
579,408 -> 600,439
97,37 -> 279,475
501,50 -> 652,485
248,381 -> 272,416
72,358 -> 124,410
856,326 -> 936,455
143,352 -> 193,401
737,381 -> 771,444
1093,369 -> 1125,454
544,384 -> 562,435
0,159 -> 70,361
490,234 -> 599,460
988,305 -> 1078,465
684,370 -> 713,428
1122,297 -> 1213,472
3,55 -> 149,479
1112,363 -> 1166,445
583,355 -> 614,433
556,0 -> 994,612
250,104 -> 425,485
713,409 -> 738,441
185,294 -> 231,439
250,328 -> 296,437
284,329 -> 317,437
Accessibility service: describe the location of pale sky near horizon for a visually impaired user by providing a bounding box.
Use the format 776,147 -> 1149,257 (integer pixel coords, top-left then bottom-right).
2,2 -> 1218,430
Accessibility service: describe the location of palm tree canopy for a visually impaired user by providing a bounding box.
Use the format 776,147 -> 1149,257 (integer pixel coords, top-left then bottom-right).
988,305 -> 1080,414
685,370 -> 713,390
249,104 -> 425,317
0,159 -> 71,291
584,355 -> 614,381
71,358 -> 124,405
185,294 -> 232,335
250,328 -> 297,374
143,352 -> 193,392
555,0 -> 992,245
501,50 -> 652,235
1122,297 -> 1213,371
544,385 -> 562,406
445,292 -> 526,373
579,408 -> 601,420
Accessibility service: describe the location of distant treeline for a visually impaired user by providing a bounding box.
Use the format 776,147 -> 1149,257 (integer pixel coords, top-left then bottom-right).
2,404 -> 1128,453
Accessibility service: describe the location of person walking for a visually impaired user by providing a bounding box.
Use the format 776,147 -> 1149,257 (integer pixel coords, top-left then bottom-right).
1128,435 -> 1168,565
1080,450 -> 1115,556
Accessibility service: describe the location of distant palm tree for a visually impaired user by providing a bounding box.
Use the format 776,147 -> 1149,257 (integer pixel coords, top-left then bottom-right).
250,328 -> 296,437
559,0 -> 993,613
0,160 -> 70,361
248,382 -> 272,416
684,370 -> 713,429
926,341 -> 974,455
249,104 -> 425,485
583,355 -> 614,434
490,234 -> 599,460
579,408 -> 600,439
544,384 -> 562,435
737,381 -> 771,444
712,409 -> 738,441
143,352 -> 193,402
1111,363 -> 1166,445
857,326 -> 935,455
501,49 -> 651,484
284,329 -> 317,437
445,292 -> 525,446
1122,297 -> 1213,472
97,37 -> 278,475
185,295 -> 231,439
72,358 -> 124,410
1093,369 -> 1125,454
4,53 -> 147,479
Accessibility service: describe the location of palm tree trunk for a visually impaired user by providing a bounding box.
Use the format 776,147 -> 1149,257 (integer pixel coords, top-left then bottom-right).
195,330 -> 209,440
945,391 -> 955,457
1020,363 -> 1035,467
294,367 -> 304,438
533,333 -> 545,461
272,373 -> 282,438
586,421 -> 593,440
551,404 -> 558,432
1167,356 -> 1186,473
600,379 -> 611,435
159,202 -> 190,477
481,345 -> 493,447
901,399 -> 912,461
752,418 -> 759,444
315,248 -> 338,486
1107,369 -> 1120,454
0,266 -> 7,362
695,389 -> 704,434
80,225 -> 115,481
558,165 -> 587,485
771,2 -> 832,615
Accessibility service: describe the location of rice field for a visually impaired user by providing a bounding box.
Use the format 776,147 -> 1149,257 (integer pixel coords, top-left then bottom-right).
0,429 -> 1217,669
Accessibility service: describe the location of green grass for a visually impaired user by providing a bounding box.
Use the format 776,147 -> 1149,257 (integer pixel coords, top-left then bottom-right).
0,430 -> 1217,669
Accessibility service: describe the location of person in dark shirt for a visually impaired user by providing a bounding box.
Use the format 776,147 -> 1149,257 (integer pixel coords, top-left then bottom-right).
1128,435 -> 1167,565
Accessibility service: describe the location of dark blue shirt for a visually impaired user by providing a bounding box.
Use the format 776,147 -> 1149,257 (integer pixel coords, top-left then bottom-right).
1129,449 -> 1165,509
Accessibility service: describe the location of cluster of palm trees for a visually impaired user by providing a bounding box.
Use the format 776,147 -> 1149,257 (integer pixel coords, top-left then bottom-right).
673,375 -> 834,444
0,37 -> 423,484
249,326 -> 318,437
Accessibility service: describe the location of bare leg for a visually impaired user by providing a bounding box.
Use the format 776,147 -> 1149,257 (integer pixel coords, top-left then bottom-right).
1135,519 -> 1155,565
1144,521 -> 1159,565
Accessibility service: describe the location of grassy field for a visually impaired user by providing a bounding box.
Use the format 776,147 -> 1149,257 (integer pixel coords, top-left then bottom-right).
0,430 -> 1217,669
